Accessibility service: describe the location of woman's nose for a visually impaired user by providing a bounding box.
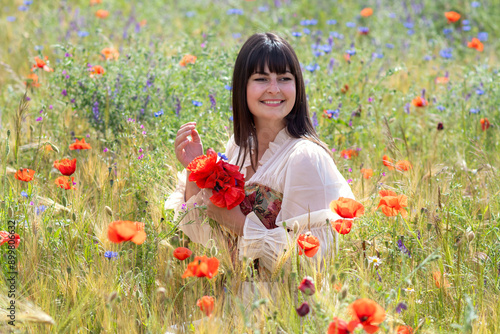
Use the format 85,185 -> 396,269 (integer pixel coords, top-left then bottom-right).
267,79 -> 280,94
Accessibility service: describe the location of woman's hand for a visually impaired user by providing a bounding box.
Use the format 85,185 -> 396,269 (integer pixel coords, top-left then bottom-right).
175,122 -> 203,168
201,190 -> 246,236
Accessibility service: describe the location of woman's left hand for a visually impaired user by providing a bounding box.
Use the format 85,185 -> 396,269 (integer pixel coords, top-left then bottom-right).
201,190 -> 246,236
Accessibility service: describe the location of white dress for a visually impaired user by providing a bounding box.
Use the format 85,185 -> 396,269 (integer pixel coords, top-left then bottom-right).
165,128 -> 355,273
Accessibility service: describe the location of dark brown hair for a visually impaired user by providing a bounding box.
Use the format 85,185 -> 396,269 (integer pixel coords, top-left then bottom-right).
232,32 -> 326,171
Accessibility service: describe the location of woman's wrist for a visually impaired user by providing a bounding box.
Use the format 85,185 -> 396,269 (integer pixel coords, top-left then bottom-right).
184,171 -> 201,201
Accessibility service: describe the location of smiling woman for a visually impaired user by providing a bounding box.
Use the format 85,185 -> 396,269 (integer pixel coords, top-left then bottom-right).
166,32 -> 353,275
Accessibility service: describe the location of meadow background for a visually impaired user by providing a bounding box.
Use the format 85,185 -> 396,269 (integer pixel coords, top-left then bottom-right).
0,0 -> 499,332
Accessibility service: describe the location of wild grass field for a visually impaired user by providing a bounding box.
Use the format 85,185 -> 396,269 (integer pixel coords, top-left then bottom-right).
0,0 -> 499,333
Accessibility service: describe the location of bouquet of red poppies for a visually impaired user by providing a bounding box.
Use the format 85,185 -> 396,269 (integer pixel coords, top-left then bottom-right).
186,148 -> 245,210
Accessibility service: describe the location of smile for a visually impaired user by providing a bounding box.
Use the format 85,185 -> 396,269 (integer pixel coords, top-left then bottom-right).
261,100 -> 284,105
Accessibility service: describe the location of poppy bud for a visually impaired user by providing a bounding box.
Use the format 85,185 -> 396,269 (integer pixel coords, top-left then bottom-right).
296,302 -> 310,317
437,122 -> 444,130
298,276 -> 315,296
466,230 -> 475,242
293,220 -> 300,234
108,291 -> 118,304
105,206 -> 113,216
157,287 -> 166,297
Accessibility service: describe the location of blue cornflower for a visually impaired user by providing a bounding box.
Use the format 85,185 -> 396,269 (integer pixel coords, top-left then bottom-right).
312,112 -> 318,128
258,6 -> 269,12
229,116 -> 233,121
7,16 -> 16,22
232,33 -> 241,39
218,152 -> 228,161
462,20 -> 470,25
326,19 -> 337,25
345,49 -> 356,56
471,1 -> 481,7
224,85 -> 232,91
476,88 -> 485,95
36,205 -> 47,215
478,32 -> 488,41
303,28 -> 311,35
313,50 -> 323,57
192,100 -> 202,107
305,64 -> 320,72
439,48 -> 453,59
395,302 -> 408,314
346,22 -> 356,28
154,109 -> 164,117
372,52 -> 384,59
470,108 -> 480,114
227,8 -> 243,15
324,109 -> 340,120
386,43 -> 394,49
437,105 -> 446,111
423,55 -> 432,61
443,28 -> 453,35
104,251 -> 119,259
292,31 -> 302,37
407,29 -> 415,35
24,0 -> 33,4
78,30 -> 89,37
358,27 -> 369,34
463,26 -> 471,31
329,31 -> 339,38
389,13 -> 397,18
21,191 -> 28,198
300,19 -> 318,26
320,44 -> 332,53
403,22 -> 414,29
185,11 -> 195,17
34,45 -> 44,51
18,5 -> 29,11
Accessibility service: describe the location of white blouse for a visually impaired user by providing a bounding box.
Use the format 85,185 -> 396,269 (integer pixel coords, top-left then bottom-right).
165,128 -> 355,272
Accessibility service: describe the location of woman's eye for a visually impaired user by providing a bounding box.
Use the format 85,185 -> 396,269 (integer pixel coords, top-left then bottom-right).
280,77 -> 292,81
255,78 -> 267,81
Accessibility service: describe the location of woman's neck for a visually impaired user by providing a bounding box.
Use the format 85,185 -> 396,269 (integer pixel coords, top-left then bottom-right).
255,123 -> 286,148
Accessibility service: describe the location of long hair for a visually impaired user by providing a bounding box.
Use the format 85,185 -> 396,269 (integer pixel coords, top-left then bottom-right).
231,32 -> 327,171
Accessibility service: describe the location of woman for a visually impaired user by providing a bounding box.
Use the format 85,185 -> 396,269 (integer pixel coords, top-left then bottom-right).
165,32 -> 354,274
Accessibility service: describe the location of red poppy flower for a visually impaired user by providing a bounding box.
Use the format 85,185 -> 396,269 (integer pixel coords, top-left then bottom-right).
210,184 -> 246,210
0,231 -> 21,249
182,255 -> 219,279
197,296 -> 215,316
69,138 -> 92,150
397,325 -> 414,334
53,158 -> 77,176
412,96 -> 428,107
395,160 -> 412,171
347,298 -> 386,334
432,271 -> 451,288
107,221 -> 146,245
328,317 -> 349,334
90,65 -> 105,76
467,38 -> 484,52
173,247 -> 192,261
297,233 -> 320,257
90,0 -> 102,5
360,8 -> 373,17
435,76 -> 449,84
445,11 -> 460,23
330,197 -> 365,219
361,168 -> 373,179
333,219 -> 353,235
95,9 -> 109,18
179,54 -> 197,67
340,149 -> 358,159
101,47 -> 120,60
382,155 -> 394,170
480,118 -> 490,131
377,194 -> 408,218
31,56 -> 53,72
379,189 -> 397,197
55,176 -> 76,190
298,276 -> 315,295
187,150 -> 219,188
15,168 -> 35,182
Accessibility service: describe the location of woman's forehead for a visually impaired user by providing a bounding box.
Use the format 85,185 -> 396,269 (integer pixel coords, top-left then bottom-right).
252,64 -> 292,75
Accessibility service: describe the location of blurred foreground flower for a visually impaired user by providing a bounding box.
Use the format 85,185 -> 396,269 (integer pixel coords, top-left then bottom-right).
90,65 -> 105,77
382,155 -> 394,170
101,47 -> 119,60
377,192 -> 408,218
467,38 -> 484,52
197,296 -> 215,316
53,158 -> 77,176
55,176 -> 76,190
432,271 -> 451,288
108,221 -> 146,245
298,276 -> 315,295
361,168 -> 373,179
15,168 -> 35,182
296,302 -> 310,317
297,232 -> 320,257
397,325 -> 414,334
347,298 -> 386,333
25,73 -> 40,87
328,317 -> 349,334
360,8 -> 373,17
330,197 -> 364,235
31,56 -> 53,72
179,54 -> 197,67
95,9 -> 109,18
412,96 -> 428,107
69,138 -> 92,150
173,247 -> 192,260
340,149 -> 357,159
182,255 -> 219,279
395,160 -> 412,171
0,231 -> 21,249
445,11 -> 460,23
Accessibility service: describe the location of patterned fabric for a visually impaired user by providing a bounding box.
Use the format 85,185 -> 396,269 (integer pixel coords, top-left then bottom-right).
240,183 -> 283,230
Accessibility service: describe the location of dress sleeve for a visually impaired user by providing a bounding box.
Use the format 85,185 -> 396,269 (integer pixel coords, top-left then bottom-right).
238,142 -> 355,272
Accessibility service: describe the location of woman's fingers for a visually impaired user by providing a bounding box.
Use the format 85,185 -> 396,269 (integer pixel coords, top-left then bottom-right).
190,128 -> 201,143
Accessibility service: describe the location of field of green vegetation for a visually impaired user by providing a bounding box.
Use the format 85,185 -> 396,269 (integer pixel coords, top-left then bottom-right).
0,0 -> 499,332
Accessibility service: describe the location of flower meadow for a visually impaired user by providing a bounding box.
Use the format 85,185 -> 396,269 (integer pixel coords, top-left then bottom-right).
1,0 -> 499,332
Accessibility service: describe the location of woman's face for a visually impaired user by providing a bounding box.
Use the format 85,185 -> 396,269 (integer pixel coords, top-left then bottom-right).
246,64 -> 296,129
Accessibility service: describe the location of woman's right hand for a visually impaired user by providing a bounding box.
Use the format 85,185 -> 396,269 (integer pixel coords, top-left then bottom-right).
175,122 -> 204,168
